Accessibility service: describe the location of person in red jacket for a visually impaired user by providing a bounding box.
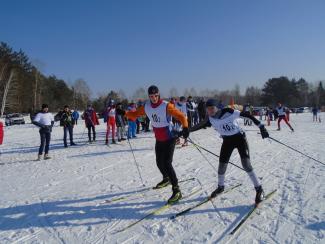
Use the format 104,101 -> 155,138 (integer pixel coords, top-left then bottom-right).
82,104 -> 99,143
0,121 -> 4,146
104,102 -> 117,144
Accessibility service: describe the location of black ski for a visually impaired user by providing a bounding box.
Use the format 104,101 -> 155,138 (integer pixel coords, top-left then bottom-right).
170,184 -> 242,220
230,189 -> 277,235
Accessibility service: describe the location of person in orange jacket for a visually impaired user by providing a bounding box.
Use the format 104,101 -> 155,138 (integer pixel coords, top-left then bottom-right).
126,85 -> 189,204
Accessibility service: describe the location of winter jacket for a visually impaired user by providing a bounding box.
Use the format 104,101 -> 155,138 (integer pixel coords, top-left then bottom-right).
33,112 -> 55,133
82,108 -> 99,126
72,111 -> 79,121
0,122 -> 3,145
59,111 -> 74,127
116,107 -> 127,127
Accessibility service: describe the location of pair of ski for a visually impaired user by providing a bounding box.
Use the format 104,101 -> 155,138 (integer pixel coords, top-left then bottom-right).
116,183 -> 276,235
115,186 -> 201,233
171,186 -> 277,235
116,183 -> 242,233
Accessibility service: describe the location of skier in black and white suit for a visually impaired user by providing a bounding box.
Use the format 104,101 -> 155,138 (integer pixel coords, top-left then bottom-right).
190,99 -> 269,204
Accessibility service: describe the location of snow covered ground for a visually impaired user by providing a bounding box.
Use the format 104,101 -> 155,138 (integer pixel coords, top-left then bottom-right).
0,113 -> 324,243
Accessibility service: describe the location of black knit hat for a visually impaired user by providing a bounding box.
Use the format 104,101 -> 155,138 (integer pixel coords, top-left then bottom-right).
148,85 -> 159,95
42,104 -> 49,109
205,99 -> 218,107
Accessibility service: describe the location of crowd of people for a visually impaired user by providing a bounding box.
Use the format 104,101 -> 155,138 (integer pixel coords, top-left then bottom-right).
9,85 -> 319,204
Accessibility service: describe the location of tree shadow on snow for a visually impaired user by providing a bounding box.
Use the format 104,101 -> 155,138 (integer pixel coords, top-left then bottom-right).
0,143 -> 68,155
68,147 -> 153,158
0,189 -> 199,232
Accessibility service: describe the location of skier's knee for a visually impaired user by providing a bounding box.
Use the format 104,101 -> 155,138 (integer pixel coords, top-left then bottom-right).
218,162 -> 228,175
241,157 -> 253,172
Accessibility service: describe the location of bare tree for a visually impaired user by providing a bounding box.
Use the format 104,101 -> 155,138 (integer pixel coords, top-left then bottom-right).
169,87 -> 178,98
73,79 -> 92,109
1,69 -> 15,116
118,89 -> 127,100
132,87 -> 147,101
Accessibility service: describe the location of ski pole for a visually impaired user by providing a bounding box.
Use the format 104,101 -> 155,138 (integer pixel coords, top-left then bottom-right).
187,137 -> 218,173
187,137 -> 246,172
79,126 -> 86,142
268,136 -> 325,166
127,137 -> 145,186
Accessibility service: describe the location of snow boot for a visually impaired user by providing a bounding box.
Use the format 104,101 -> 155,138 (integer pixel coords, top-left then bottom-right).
255,185 -> 265,205
105,139 -> 108,145
153,177 -> 170,189
210,185 -> 225,198
37,154 -> 42,161
112,139 -> 116,144
168,186 -> 182,204
44,154 -> 51,160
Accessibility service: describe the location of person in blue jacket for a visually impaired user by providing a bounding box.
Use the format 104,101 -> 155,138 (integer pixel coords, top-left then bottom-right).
72,110 -> 80,125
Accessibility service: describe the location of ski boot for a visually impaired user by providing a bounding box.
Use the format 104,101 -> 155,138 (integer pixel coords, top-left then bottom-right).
153,177 -> 170,189
44,154 -> 51,160
255,185 -> 265,205
168,186 -> 182,204
210,185 -> 224,198
175,138 -> 181,145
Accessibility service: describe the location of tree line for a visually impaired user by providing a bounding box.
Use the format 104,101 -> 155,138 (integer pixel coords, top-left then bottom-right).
0,42 -> 92,116
1,41 -> 324,115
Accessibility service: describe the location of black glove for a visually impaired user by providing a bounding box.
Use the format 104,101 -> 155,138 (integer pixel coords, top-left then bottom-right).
259,125 -> 269,139
182,127 -> 189,139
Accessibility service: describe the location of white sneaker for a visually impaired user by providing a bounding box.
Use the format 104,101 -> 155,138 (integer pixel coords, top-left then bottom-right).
44,154 -> 51,160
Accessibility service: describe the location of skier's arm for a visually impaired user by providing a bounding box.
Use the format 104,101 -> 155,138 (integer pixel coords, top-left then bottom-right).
166,103 -> 188,128
240,111 -> 269,138
239,111 -> 261,126
189,117 -> 211,132
125,106 -> 146,120
32,113 -> 44,128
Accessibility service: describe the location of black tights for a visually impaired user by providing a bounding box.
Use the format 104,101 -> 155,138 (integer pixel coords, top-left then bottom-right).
155,139 -> 178,187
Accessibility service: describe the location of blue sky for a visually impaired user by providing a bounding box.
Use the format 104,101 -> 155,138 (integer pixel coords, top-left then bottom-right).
1,0 -> 325,97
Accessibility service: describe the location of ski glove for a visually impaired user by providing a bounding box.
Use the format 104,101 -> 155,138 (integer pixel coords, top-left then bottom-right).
259,124 -> 269,139
182,127 -> 189,139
